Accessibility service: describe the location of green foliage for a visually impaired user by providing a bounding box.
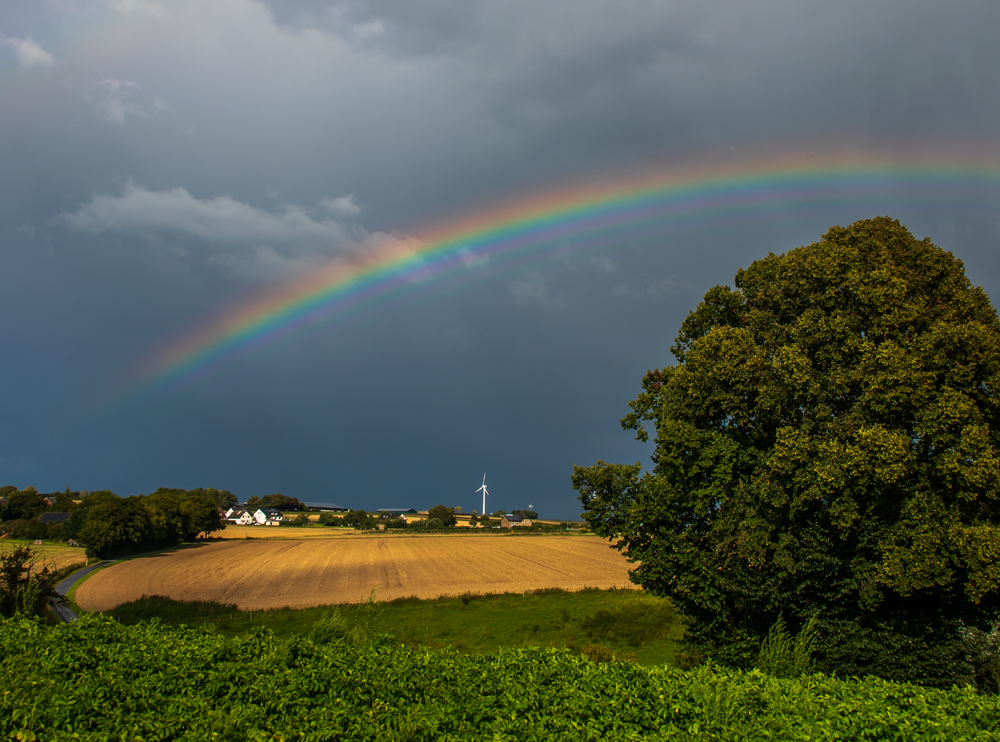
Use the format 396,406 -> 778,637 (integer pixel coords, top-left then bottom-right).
71,488 -> 226,558
201,487 -> 237,510
345,509 -> 377,530
427,504 -> 457,526
574,217 -> 1000,688
260,492 -> 306,511
0,545 -> 61,618
813,616 -> 978,691
580,599 -> 685,649
756,615 -> 817,679
107,588 -> 685,665
307,608 -> 354,643
0,487 -> 46,522
2,614 -> 999,741
963,619 -> 1000,695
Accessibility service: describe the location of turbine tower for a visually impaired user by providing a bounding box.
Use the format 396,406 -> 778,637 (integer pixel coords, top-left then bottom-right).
476,473 -> 489,516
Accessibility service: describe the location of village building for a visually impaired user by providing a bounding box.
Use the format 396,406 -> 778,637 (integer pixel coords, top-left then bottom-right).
225,508 -> 254,525
254,508 -> 283,526
376,508 -> 418,517
500,514 -> 533,529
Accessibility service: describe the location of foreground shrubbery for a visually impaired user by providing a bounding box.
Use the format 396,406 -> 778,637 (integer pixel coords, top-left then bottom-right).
3,615 -> 999,741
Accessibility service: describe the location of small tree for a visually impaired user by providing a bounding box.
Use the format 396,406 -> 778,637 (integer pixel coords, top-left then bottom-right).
318,512 -> 343,527
427,504 -> 457,527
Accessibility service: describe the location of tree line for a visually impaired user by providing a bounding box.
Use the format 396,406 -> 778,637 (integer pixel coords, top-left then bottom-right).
1,486 -> 233,558
314,505 -> 541,530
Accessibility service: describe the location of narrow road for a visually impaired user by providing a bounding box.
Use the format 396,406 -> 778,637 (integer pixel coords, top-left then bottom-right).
51,561 -> 113,623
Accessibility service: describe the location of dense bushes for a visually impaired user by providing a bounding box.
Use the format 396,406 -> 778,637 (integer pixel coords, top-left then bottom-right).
2,615 -> 999,741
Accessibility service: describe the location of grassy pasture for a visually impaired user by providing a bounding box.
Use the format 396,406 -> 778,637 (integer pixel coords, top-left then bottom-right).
107,587 -> 686,665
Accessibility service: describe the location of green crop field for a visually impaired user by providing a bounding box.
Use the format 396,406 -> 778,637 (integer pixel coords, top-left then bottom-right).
3,614 -> 998,741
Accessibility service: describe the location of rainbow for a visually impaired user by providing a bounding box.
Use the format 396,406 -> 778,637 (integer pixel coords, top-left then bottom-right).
130,146 -> 1000,394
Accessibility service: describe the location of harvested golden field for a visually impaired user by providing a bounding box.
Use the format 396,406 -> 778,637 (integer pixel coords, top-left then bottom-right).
75,535 -> 634,611
0,540 -> 87,572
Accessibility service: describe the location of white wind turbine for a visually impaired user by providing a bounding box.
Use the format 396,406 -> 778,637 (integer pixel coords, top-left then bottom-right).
476,474 -> 489,516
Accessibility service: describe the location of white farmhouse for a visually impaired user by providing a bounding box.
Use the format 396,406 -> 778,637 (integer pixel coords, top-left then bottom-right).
226,508 -> 254,525
254,508 -> 283,526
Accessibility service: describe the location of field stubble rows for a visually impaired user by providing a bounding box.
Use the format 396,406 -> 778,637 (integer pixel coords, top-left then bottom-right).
75,534 -> 634,611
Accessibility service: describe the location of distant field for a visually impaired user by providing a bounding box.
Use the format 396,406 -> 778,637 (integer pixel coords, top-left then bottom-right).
214,524 -> 355,539
75,534 -> 633,611
0,540 -> 87,572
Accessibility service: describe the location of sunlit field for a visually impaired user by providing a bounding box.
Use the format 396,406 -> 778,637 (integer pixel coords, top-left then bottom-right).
75,534 -> 634,611
0,540 -> 87,572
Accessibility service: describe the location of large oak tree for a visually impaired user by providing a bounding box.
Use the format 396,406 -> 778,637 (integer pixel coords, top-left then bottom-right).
573,217 -> 1000,687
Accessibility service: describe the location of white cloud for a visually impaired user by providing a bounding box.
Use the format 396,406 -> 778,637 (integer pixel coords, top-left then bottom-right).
53,182 -> 414,283
320,195 -> 362,218
510,269 -> 565,309
90,78 -> 144,124
1,36 -> 56,69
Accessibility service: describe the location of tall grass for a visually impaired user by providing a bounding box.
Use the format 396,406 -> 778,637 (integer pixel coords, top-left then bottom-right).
756,614 -> 818,679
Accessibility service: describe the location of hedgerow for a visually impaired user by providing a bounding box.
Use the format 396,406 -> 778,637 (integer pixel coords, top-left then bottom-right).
2,615 -> 999,741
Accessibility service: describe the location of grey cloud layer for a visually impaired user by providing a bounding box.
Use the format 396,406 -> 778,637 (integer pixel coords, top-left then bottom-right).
2,0 -> 999,516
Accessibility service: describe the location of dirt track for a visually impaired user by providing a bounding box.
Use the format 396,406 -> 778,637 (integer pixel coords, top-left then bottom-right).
75,535 -> 634,611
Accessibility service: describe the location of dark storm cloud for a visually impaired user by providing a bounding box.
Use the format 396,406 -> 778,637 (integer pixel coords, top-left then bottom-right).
1,0 -> 999,517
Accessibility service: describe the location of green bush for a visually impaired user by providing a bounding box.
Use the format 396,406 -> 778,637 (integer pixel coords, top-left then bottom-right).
814,616 -> 977,691
2,615 -> 999,741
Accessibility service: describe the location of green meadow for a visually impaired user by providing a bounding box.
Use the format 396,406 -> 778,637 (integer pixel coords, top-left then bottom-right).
105,587 -> 687,666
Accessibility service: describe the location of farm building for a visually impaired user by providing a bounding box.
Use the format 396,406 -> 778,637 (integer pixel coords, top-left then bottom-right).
225,508 -> 254,525
500,514 -> 533,529
305,502 -> 348,511
376,508 -> 418,517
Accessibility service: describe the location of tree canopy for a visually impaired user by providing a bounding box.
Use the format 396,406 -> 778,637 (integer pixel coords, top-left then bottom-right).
573,217 -> 1000,687
66,488 -> 226,558
427,505 -> 457,527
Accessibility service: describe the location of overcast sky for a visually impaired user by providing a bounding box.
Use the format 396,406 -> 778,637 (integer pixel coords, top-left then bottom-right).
2,0 -> 999,518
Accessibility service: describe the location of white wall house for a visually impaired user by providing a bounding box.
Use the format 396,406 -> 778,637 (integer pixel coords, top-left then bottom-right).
226,508 -> 254,525
254,508 -> 283,526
